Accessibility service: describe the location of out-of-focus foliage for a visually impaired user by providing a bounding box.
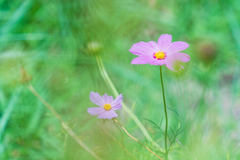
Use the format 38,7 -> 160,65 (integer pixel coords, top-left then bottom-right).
0,0 -> 240,159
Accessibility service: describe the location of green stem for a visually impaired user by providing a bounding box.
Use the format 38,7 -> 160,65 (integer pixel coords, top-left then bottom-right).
96,56 -> 165,154
159,66 -> 168,158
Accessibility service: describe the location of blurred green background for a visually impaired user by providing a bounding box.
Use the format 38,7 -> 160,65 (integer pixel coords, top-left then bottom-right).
0,0 -> 240,159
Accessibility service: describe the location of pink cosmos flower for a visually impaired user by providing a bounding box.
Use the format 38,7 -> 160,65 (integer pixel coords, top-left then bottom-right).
87,92 -> 123,119
129,34 -> 190,71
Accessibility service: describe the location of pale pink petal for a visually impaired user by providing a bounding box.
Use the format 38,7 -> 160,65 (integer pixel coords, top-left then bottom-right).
165,59 -> 176,71
168,53 -> 190,62
165,41 -> 189,54
131,56 -> 165,66
129,42 -> 155,56
147,41 -> 159,53
157,34 -> 172,51
111,94 -> 123,106
102,93 -> 109,103
165,59 -> 185,72
97,110 -> 118,119
175,53 -> 190,62
89,92 -> 105,107
112,103 -> 122,110
87,107 -> 105,116
109,96 -> 113,103
131,56 -> 153,65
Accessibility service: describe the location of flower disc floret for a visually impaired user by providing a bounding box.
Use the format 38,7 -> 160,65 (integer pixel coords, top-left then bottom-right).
154,51 -> 166,60
103,104 -> 111,111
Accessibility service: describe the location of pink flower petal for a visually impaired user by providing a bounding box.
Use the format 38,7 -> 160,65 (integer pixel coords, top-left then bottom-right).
89,92 -> 105,107
87,107 -> 105,116
102,94 -> 114,103
150,59 -> 165,65
167,53 -> 190,62
165,59 -> 185,72
131,56 -> 166,66
157,34 -> 172,51
165,41 -> 189,54
129,42 -> 155,56
102,93 -> 109,103
147,41 -> 159,53
131,56 -> 153,65
164,52 -> 190,71
174,53 -> 190,62
109,96 -> 113,103
165,59 -> 175,71
111,103 -> 122,110
97,110 -> 118,119
111,94 -> 123,106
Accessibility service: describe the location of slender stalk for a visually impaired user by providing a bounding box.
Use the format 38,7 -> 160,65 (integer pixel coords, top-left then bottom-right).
113,118 -> 163,160
176,139 -> 197,160
159,66 -> 168,158
113,120 -> 127,159
27,84 -> 102,160
99,124 -> 138,160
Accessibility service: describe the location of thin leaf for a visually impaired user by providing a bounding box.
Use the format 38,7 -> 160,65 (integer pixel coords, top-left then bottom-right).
144,119 -> 164,136
159,117 -> 163,128
167,107 -> 179,116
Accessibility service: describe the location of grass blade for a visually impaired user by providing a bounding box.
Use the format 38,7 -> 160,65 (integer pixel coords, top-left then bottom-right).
27,84 -> 102,160
0,0 -> 34,35
0,87 -> 22,135
0,86 -> 22,157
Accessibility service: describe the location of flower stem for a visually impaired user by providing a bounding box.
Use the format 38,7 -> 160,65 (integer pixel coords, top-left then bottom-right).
176,139 -> 197,160
159,66 -> 168,158
113,118 -> 163,160
100,124 -> 137,160
113,119 -> 127,159
96,56 -> 165,154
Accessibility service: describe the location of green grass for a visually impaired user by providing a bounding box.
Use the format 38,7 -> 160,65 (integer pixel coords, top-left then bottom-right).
1,0 -> 240,159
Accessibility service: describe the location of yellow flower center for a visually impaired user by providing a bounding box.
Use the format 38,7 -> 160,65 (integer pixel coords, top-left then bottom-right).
154,51 -> 166,60
103,103 -> 111,111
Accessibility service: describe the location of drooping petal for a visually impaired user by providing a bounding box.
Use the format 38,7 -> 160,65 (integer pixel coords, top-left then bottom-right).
97,110 -> 118,119
111,103 -> 122,110
129,42 -> 155,56
157,34 -> 172,51
87,107 -> 105,116
165,41 -> 189,54
175,53 -> 190,62
165,59 -> 185,72
89,92 -> 105,107
147,41 -> 160,53
111,94 -> 123,107
131,56 -> 153,65
165,60 -> 174,71
102,93 -> 110,103
168,53 -> 190,62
